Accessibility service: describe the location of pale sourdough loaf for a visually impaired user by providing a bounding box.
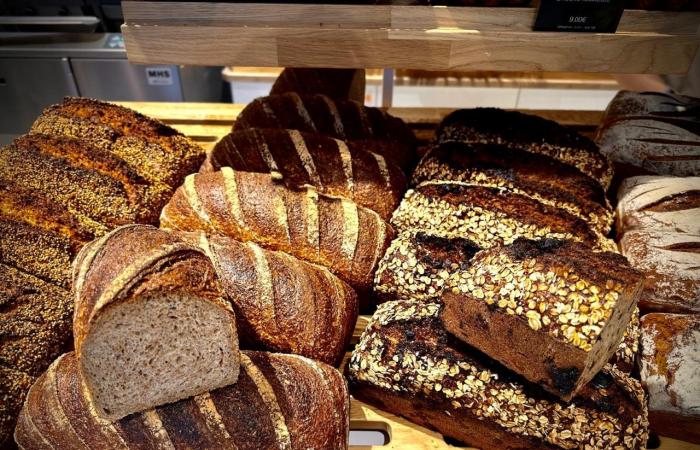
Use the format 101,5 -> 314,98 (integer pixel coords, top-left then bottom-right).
440,238 -> 642,401
161,169 -> 394,298
348,300 -> 649,450
270,67 -> 366,102
178,231 -> 358,365
202,128 -> 407,220
15,351 -> 349,450
72,224 -> 239,420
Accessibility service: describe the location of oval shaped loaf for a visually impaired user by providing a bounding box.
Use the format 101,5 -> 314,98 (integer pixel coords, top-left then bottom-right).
15,351 -> 349,450
202,128 -> 407,220
161,169 -> 395,296
180,232 -> 358,365
72,224 -> 239,421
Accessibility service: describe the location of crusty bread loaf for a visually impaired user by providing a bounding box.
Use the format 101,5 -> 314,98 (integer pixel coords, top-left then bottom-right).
348,299 -> 649,450
72,224 -> 239,420
234,93 -> 417,170
179,231 -> 358,365
435,108 -> 613,188
391,181 -> 616,252
270,68 -> 366,102
413,142 -> 613,234
639,313 -> 700,444
15,351 -> 349,450
161,169 -> 394,297
441,238 -> 642,400
596,91 -> 700,176
202,128 -> 407,220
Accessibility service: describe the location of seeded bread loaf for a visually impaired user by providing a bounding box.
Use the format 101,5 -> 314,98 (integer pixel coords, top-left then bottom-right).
270,67 -> 366,102
179,231 -> 358,365
639,313 -> 700,444
348,300 -> 649,450
15,351 -> 349,450
596,91 -> 700,176
391,181 -> 616,252
1,366 -> 33,450
412,142 -> 613,234
202,128 -> 407,220
72,224 -> 239,420
440,238 -> 642,401
161,169 -> 394,298
435,108 -> 613,188
234,93 -> 417,170
611,309 -> 641,374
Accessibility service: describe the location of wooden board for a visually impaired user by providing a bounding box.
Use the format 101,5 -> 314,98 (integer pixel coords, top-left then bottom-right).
122,2 -> 700,73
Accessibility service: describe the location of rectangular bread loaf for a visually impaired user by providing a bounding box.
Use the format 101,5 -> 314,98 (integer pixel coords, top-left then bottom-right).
72,224 -> 240,420
348,299 -> 649,450
270,67 -> 366,102
441,238 -> 642,400
15,351 -> 349,450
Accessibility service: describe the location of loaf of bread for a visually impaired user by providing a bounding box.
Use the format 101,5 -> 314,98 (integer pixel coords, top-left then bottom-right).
639,313 -> 700,444
1,366 -> 33,450
596,91 -> 700,176
72,224 -> 239,420
412,142 -> 613,234
348,300 -> 649,450
620,229 -> 700,313
161,169 -> 394,297
270,68 -> 366,102
15,351 -> 349,450
434,108 -> 613,188
441,238 -> 642,400
391,181 -> 616,252
179,231 -> 357,365
234,93 -> 416,170
616,175 -> 700,235
202,128 -> 407,220
611,309 -> 641,374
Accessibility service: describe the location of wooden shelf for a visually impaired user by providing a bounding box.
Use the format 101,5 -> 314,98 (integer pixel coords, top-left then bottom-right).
122,2 -> 700,73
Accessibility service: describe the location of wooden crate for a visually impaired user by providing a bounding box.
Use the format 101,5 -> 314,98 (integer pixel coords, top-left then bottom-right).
122,2 -> 700,73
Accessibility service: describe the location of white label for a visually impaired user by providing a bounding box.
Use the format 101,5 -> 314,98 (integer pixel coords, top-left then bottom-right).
146,67 -> 173,86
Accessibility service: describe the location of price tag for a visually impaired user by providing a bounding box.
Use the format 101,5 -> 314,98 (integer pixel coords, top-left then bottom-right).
145,67 -> 174,86
533,0 -> 625,33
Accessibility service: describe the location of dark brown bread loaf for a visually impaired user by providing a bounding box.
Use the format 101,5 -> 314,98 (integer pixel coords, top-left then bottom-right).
202,128 -> 407,220
639,313 -> 700,444
178,231 -> 358,365
1,366 -> 33,450
234,93 -> 417,170
270,68 -> 366,102
161,169 -> 394,297
412,142 -> 613,234
435,108 -> 613,188
441,238 -> 642,401
391,181 -> 616,252
72,224 -> 239,420
15,351 -> 349,450
348,299 -> 649,450
596,91 -> 700,176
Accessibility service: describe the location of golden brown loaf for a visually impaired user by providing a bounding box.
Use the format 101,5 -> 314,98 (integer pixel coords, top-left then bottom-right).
14,351 -> 350,450
202,128 -> 407,220
270,68 -> 366,102
161,169 -> 394,296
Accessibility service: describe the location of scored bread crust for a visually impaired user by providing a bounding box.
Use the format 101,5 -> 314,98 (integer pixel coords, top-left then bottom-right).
15,351 -> 349,450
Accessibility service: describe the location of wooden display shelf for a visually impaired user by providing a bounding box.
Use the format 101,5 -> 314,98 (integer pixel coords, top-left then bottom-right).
122,2 -> 700,73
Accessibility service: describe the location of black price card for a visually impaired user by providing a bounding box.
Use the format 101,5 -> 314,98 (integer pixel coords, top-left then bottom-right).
533,0 -> 625,33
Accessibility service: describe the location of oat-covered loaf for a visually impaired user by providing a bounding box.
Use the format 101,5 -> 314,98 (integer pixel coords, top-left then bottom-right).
620,229 -> 700,314
15,351 -> 349,450
270,68 -> 366,102
611,309 -> 641,374
202,128 -> 407,220
412,142 -> 613,234
435,108 -> 613,188
391,181 -> 616,252
441,238 -> 642,401
596,91 -> 700,176
616,175 -> 700,235
639,313 -> 700,444
234,93 -> 417,170
161,169 -> 394,297
348,300 -> 649,450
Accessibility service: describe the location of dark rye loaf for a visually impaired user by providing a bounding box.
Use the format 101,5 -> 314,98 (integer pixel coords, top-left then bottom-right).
348,300 -> 649,450
14,351 -> 349,450
270,68 -> 366,102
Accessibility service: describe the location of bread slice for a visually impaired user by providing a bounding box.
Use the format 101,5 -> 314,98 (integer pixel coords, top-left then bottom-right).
73,225 -> 239,420
441,238 -> 642,400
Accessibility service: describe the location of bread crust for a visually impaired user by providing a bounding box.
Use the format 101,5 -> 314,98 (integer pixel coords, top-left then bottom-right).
270,68 -> 366,102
